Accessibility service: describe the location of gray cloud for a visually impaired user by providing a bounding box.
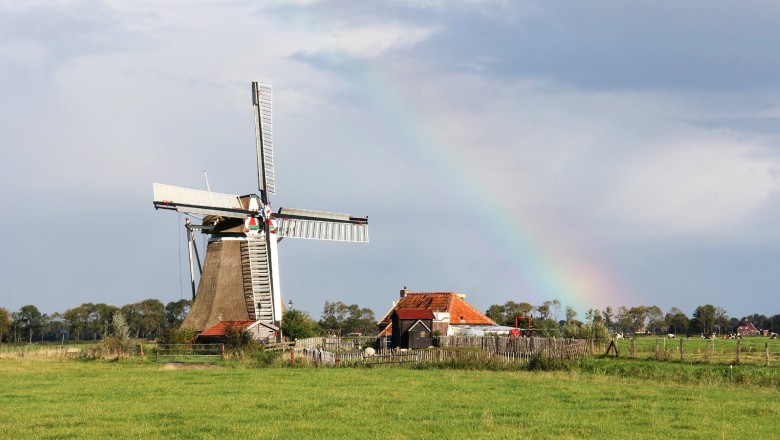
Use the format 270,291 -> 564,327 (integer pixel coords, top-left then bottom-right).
2,1 -> 779,321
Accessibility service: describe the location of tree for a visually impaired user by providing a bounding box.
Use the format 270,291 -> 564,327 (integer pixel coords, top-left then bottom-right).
626,306 -> 647,333
319,301 -> 375,335
565,306 -> 577,323
714,307 -> 730,334
551,299 -> 562,322
281,309 -> 322,340
601,306 -> 614,330
560,321 -> 609,340
0,307 -> 10,343
536,301 -> 552,321
13,305 -> 43,343
665,307 -> 689,335
164,299 -> 192,328
615,306 -> 631,334
92,303 -> 119,339
122,299 -> 164,339
485,301 -> 534,326
108,312 -> 133,353
645,306 -> 664,334
63,304 -> 89,341
692,304 -> 717,335
45,312 -> 68,342
585,308 -> 602,324
345,304 -> 376,335
771,314 -> 780,333
485,304 -> 508,326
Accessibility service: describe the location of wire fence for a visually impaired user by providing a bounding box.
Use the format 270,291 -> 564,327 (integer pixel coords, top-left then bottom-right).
605,337 -> 780,366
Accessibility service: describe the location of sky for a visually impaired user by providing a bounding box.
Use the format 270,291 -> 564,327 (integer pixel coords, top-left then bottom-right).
2,0 -> 779,322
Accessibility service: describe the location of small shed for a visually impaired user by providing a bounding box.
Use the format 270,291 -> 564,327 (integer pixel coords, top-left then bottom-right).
392,309 -> 434,349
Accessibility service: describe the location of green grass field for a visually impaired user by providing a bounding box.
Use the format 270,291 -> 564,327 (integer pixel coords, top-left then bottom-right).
1,357 -> 778,439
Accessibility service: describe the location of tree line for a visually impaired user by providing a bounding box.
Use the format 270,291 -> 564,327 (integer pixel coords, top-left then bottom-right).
485,300 -> 780,336
0,299 -> 192,343
0,299 -> 375,343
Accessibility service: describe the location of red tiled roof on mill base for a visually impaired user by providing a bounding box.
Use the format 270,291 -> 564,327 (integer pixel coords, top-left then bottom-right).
199,320 -> 256,337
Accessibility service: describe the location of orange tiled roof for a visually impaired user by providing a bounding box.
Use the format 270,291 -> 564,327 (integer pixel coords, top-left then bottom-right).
378,292 -> 495,327
199,320 -> 256,337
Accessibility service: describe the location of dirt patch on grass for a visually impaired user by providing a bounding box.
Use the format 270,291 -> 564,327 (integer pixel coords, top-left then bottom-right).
159,362 -> 224,370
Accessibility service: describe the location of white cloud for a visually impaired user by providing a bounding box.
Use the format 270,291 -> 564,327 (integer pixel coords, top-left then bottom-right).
609,138 -> 780,237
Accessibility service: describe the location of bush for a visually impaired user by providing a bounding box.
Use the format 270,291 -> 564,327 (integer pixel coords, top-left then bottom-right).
100,313 -> 135,357
247,348 -> 283,368
561,321 -> 610,341
223,326 -> 258,359
160,327 -> 199,345
526,352 -> 575,371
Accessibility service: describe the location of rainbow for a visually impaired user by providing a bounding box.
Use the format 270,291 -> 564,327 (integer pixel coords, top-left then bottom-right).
345,66 -> 629,312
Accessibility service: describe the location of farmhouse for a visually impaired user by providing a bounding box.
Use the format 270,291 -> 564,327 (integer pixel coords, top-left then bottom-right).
735,320 -> 759,337
378,288 -> 495,343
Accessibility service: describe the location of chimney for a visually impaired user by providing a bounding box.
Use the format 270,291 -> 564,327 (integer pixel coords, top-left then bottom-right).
400,286 -> 409,298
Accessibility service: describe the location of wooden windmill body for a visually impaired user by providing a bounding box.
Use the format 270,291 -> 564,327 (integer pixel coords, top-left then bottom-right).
153,83 -> 369,339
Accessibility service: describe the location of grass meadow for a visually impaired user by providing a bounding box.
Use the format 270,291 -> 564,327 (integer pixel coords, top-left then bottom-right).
1,355 -> 779,439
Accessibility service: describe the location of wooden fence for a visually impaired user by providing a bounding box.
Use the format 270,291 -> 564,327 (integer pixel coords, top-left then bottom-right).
293,337 -> 592,367
294,336 -> 377,351
436,335 -> 591,356
155,344 -> 223,362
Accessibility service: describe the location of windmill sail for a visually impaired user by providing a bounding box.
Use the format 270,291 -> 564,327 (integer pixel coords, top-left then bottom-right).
153,81 -> 369,338
275,207 -> 369,242
153,183 -> 251,218
253,82 -> 275,198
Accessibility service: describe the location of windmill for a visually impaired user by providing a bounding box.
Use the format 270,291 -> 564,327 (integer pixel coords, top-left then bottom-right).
153,82 -> 369,340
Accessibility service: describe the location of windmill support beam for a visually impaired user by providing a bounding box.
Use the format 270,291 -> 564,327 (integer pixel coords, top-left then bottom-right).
186,224 -> 196,300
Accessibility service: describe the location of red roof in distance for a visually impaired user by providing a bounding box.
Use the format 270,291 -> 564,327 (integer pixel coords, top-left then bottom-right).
394,309 -> 435,320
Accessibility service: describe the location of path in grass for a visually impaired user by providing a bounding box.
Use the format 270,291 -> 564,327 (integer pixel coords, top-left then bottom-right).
1,359 -> 778,439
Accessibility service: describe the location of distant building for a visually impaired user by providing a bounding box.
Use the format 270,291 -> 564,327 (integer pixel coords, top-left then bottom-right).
378,288 -> 495,342
736,320 -> 759,337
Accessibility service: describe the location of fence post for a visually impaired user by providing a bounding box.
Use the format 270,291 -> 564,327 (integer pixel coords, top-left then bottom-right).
631,337 -> 636,358
735,338 -> 741,364
220,343 -> 225,359
679,338 -> 684,361
765,342 -> 769,367
706,340 -> 711,363
655,339 -> 660,360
